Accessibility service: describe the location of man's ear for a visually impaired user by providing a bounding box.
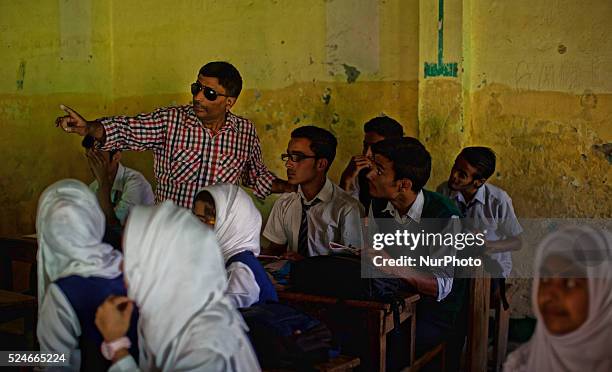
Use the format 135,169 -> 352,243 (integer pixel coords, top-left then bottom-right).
225,97 -> 236,111
472,178 -> 486,189
397,178 -> 413,193
316,158 -> 329,172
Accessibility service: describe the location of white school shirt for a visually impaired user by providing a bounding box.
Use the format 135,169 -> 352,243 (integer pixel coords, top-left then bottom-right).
226,263 -> 260,308
89,164 -> 155,225
368,190 -> 456,302
263,178 -> 364,256
437,182 -> 523,278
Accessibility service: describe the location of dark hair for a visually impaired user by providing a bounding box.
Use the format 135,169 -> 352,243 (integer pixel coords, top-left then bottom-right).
363,116 -> 404,138
290,126 -> 337,169
458,147 -> 496,180
198,61 -> 242,98
81,135 -> 118,158
371,137 -> 431,192
194,190 -> 216,209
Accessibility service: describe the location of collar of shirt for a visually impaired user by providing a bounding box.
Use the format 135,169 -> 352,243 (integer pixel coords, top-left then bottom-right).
297,178 -> 333,205
111,163 -> 126,193
186,106 -> 238,132
382,189 -> 424,224
450,184 -> 486,208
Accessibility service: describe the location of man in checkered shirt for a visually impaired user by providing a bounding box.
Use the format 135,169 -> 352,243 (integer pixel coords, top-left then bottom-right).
56,61 -> 293,209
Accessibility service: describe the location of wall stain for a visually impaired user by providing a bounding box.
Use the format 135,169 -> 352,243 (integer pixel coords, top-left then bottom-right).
342,64 -> 360,83
321,88 -> 332,104
592,143 -> 612,164
16,61 -> 26,90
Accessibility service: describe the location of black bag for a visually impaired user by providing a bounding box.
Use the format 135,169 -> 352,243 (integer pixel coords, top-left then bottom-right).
290,254 -> 406,333
239,303 -> 332,370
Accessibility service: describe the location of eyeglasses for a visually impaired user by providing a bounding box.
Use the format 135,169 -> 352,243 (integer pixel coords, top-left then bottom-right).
281,153 -> 318,162
190,81 -> 230,101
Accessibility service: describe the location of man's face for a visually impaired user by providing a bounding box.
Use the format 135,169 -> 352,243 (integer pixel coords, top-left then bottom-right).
285,137 -> 319,185
366,153 -> 400,199
192,75 -> 232,122
537,254 -> 589,335
447,156 -> 480,192
362,131 -> 385,157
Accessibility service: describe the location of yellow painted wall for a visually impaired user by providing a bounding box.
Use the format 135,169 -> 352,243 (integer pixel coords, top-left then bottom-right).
0,0 -> 419,235
419,0 -> 611,220
418,0 -> 611,316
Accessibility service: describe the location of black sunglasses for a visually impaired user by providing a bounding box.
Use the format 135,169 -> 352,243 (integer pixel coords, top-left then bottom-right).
281,153 -> 318,162
190,81 -> 230,101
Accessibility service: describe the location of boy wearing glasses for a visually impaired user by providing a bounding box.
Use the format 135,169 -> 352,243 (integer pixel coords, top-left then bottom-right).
263,126 -> 364,260
55,61 -> 293,209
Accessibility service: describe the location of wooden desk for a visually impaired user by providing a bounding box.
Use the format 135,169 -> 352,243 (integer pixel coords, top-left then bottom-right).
465,266 -> 491,372
0,236 -> 38,292
278,290 -> 420,372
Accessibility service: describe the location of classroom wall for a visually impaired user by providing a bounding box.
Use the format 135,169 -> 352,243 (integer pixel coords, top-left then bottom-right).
418,0 -> 612,316
0,0 -> 419,235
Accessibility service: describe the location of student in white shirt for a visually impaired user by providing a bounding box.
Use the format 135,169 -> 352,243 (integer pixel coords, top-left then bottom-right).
82,135 -> 154,227
193,184 -> 278,308
263,126 -> 364,259
94,201 -> 261,372
436,147 -> 523,278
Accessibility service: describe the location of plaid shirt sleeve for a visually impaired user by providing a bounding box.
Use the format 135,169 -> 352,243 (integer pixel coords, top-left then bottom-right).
241,125 -> 276,199
97,107 -> 170,152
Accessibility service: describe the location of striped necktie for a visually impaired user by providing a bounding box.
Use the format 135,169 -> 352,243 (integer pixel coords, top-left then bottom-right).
297,198 -> 320,257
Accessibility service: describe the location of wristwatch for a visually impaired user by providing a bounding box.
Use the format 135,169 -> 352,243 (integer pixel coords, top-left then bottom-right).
101,336 -> 131,361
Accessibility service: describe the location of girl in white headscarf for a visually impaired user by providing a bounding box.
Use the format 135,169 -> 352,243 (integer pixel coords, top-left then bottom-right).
504,225 -> 612,372
193,185 -> 278,308
95,201 -> 260,371
36,179 -> 138,370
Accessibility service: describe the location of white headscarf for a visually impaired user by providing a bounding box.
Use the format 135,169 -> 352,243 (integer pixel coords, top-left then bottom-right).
36,179 -> 122,309
199,184 -> 262,262
505,225 -> 612,372
123,201 -> 260,371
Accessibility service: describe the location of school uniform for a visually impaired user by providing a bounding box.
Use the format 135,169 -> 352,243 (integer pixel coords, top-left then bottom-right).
111,202 -> 260,371
202,184 -> 278,308
263,178 -> 364,256
36,179 -> 138,370
437,182 -> 523,278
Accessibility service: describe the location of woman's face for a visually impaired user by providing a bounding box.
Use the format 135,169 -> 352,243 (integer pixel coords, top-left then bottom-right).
192,200 -> 216,227
537,254 -> 589,335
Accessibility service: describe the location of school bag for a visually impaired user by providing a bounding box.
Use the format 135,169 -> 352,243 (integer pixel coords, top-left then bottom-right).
289,254 -> 406,333
239,302 -> 333,370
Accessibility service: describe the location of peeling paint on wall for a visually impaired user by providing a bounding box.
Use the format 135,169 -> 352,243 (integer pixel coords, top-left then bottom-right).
16,61 -> 25,90
342,64 -> 360,83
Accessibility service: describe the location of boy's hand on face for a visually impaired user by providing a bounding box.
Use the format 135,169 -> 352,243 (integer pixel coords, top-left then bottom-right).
86,149 -> 111,185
